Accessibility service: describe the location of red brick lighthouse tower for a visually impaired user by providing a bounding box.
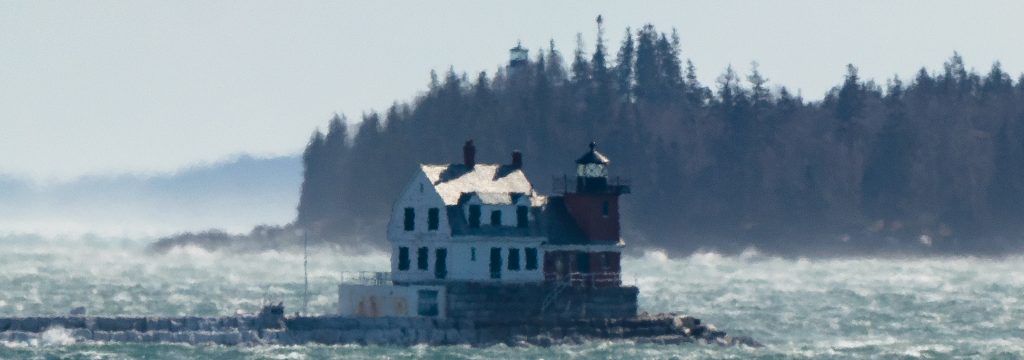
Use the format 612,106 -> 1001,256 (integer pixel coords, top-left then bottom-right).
567,141 -> 630,242
544,142 -> 631,287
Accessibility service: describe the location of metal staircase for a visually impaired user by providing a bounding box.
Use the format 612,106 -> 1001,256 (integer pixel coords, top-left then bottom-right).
540,279 -> 571,315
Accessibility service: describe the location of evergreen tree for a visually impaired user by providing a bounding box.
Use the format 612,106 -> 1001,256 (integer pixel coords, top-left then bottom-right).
684,59 -> 707,104
982,62 -> 1013,95
835,64 -> 863,122
747,62 -> 770,107
614,27 -> 635,102
296,129 -> 326,225
546,40 -> 567,85
570,33 -> 591,87
655,30 -> 684,97
862,77 -> 912,219
633,24 -> 660,102
989,123 -> 1024,221
588,15 -> 614,135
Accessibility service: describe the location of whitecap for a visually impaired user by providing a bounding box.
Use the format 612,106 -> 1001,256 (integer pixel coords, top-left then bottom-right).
40,326 -> 75,346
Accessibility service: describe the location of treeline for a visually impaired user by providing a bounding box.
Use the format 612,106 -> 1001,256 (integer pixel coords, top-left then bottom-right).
296,21 -> 1024,255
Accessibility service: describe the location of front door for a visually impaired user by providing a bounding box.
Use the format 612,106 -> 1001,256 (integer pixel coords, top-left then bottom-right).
434,248 -> 447,279
489,247 -> 502,279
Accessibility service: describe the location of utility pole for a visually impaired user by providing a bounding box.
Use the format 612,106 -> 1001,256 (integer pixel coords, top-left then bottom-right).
303,231 -> 309,315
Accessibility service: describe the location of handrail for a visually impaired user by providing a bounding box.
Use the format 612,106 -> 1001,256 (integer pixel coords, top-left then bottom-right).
339,271 -> 392,285
551,176 -> 632,195
351,271 -> 621,288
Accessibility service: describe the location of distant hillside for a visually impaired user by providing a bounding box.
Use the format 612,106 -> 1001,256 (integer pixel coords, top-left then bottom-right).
291,21 -> 1024,256
0,154 -> 301,237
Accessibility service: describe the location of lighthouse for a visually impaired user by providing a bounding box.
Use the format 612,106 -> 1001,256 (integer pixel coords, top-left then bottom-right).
508,41 -> 528,68
544,141 -> 629,286
507,41 -> 529,77
338,141 -> 637,319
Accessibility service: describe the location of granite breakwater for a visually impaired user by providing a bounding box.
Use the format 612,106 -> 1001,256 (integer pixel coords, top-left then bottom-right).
0,308 -> 760,348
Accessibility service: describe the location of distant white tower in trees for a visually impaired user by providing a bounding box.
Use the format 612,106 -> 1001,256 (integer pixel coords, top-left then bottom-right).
508,41 -> 529,75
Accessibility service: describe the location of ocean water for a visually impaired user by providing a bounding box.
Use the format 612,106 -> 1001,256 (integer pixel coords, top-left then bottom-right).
1,235 -> 1022,359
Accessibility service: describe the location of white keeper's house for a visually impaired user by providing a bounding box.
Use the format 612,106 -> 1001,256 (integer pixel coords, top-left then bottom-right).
338,140 -> 634,319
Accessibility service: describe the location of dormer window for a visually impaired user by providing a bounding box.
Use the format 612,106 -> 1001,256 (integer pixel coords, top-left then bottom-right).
516,206 -> 528,228
491,210 -> 502,226
469,205 -> 481,228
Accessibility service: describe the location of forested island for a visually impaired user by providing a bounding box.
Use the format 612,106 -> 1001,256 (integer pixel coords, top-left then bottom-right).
156,21 -> 1024,255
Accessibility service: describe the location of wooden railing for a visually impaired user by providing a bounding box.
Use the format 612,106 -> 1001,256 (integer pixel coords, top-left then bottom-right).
544,272 -> 622,288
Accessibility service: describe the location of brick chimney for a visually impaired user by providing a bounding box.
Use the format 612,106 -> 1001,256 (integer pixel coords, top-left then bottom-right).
463,140 -> 476,168
511,150 -> 522,168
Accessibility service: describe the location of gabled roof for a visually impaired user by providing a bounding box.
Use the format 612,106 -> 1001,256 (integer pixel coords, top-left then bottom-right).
473,192 -> 514,205
421,164 -> 536,205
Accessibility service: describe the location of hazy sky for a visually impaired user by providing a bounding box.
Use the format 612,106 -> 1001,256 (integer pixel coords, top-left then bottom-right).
3,1 -> 1023,181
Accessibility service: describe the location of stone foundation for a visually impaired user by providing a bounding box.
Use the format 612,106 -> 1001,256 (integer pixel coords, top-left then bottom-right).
445,283 -> 638,319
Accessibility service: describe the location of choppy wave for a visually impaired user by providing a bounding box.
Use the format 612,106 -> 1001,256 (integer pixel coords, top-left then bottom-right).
1,236 -> 1022,358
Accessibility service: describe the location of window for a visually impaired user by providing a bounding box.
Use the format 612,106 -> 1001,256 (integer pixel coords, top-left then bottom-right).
516,206 -> 528,228
489,248 -> 502,279
398,247 -> 410,271
417,290 -> 439,317
470,247 -> 476,261
468,205 -> 481,228
508,248 -> 520,270
525,248 -> 538,270
491,210 -> 502,226
576,252 -> 591,273
404,208 -> 415,231
417,247 -> 428,270
434,248 -> 447,279
428,208 -> 439,231
419,183 -> 424,193
601,201 -> 610,217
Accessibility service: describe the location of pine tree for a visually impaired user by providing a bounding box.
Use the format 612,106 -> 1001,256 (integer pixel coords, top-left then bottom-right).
862,77 -> 912,219
570,33 -> 591,87
942,52 -> 970,94
633,24 -> 659,102
297,129 -> 327,225
546,40 -> 567,85
747,62 -> 770,107
989,123 -> 1024,221
683,59 -> 708,104
614,27 -> 635,102
982,62 -> 1012,95
655,30 -> 683,97
835,64 -> 863,122
588,15 -> 613,134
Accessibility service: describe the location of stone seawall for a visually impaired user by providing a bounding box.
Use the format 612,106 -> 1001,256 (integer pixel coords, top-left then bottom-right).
0,313 -> 760,347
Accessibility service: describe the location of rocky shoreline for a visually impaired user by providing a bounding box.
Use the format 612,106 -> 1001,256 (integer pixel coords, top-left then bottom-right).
0,308 -> 760,348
